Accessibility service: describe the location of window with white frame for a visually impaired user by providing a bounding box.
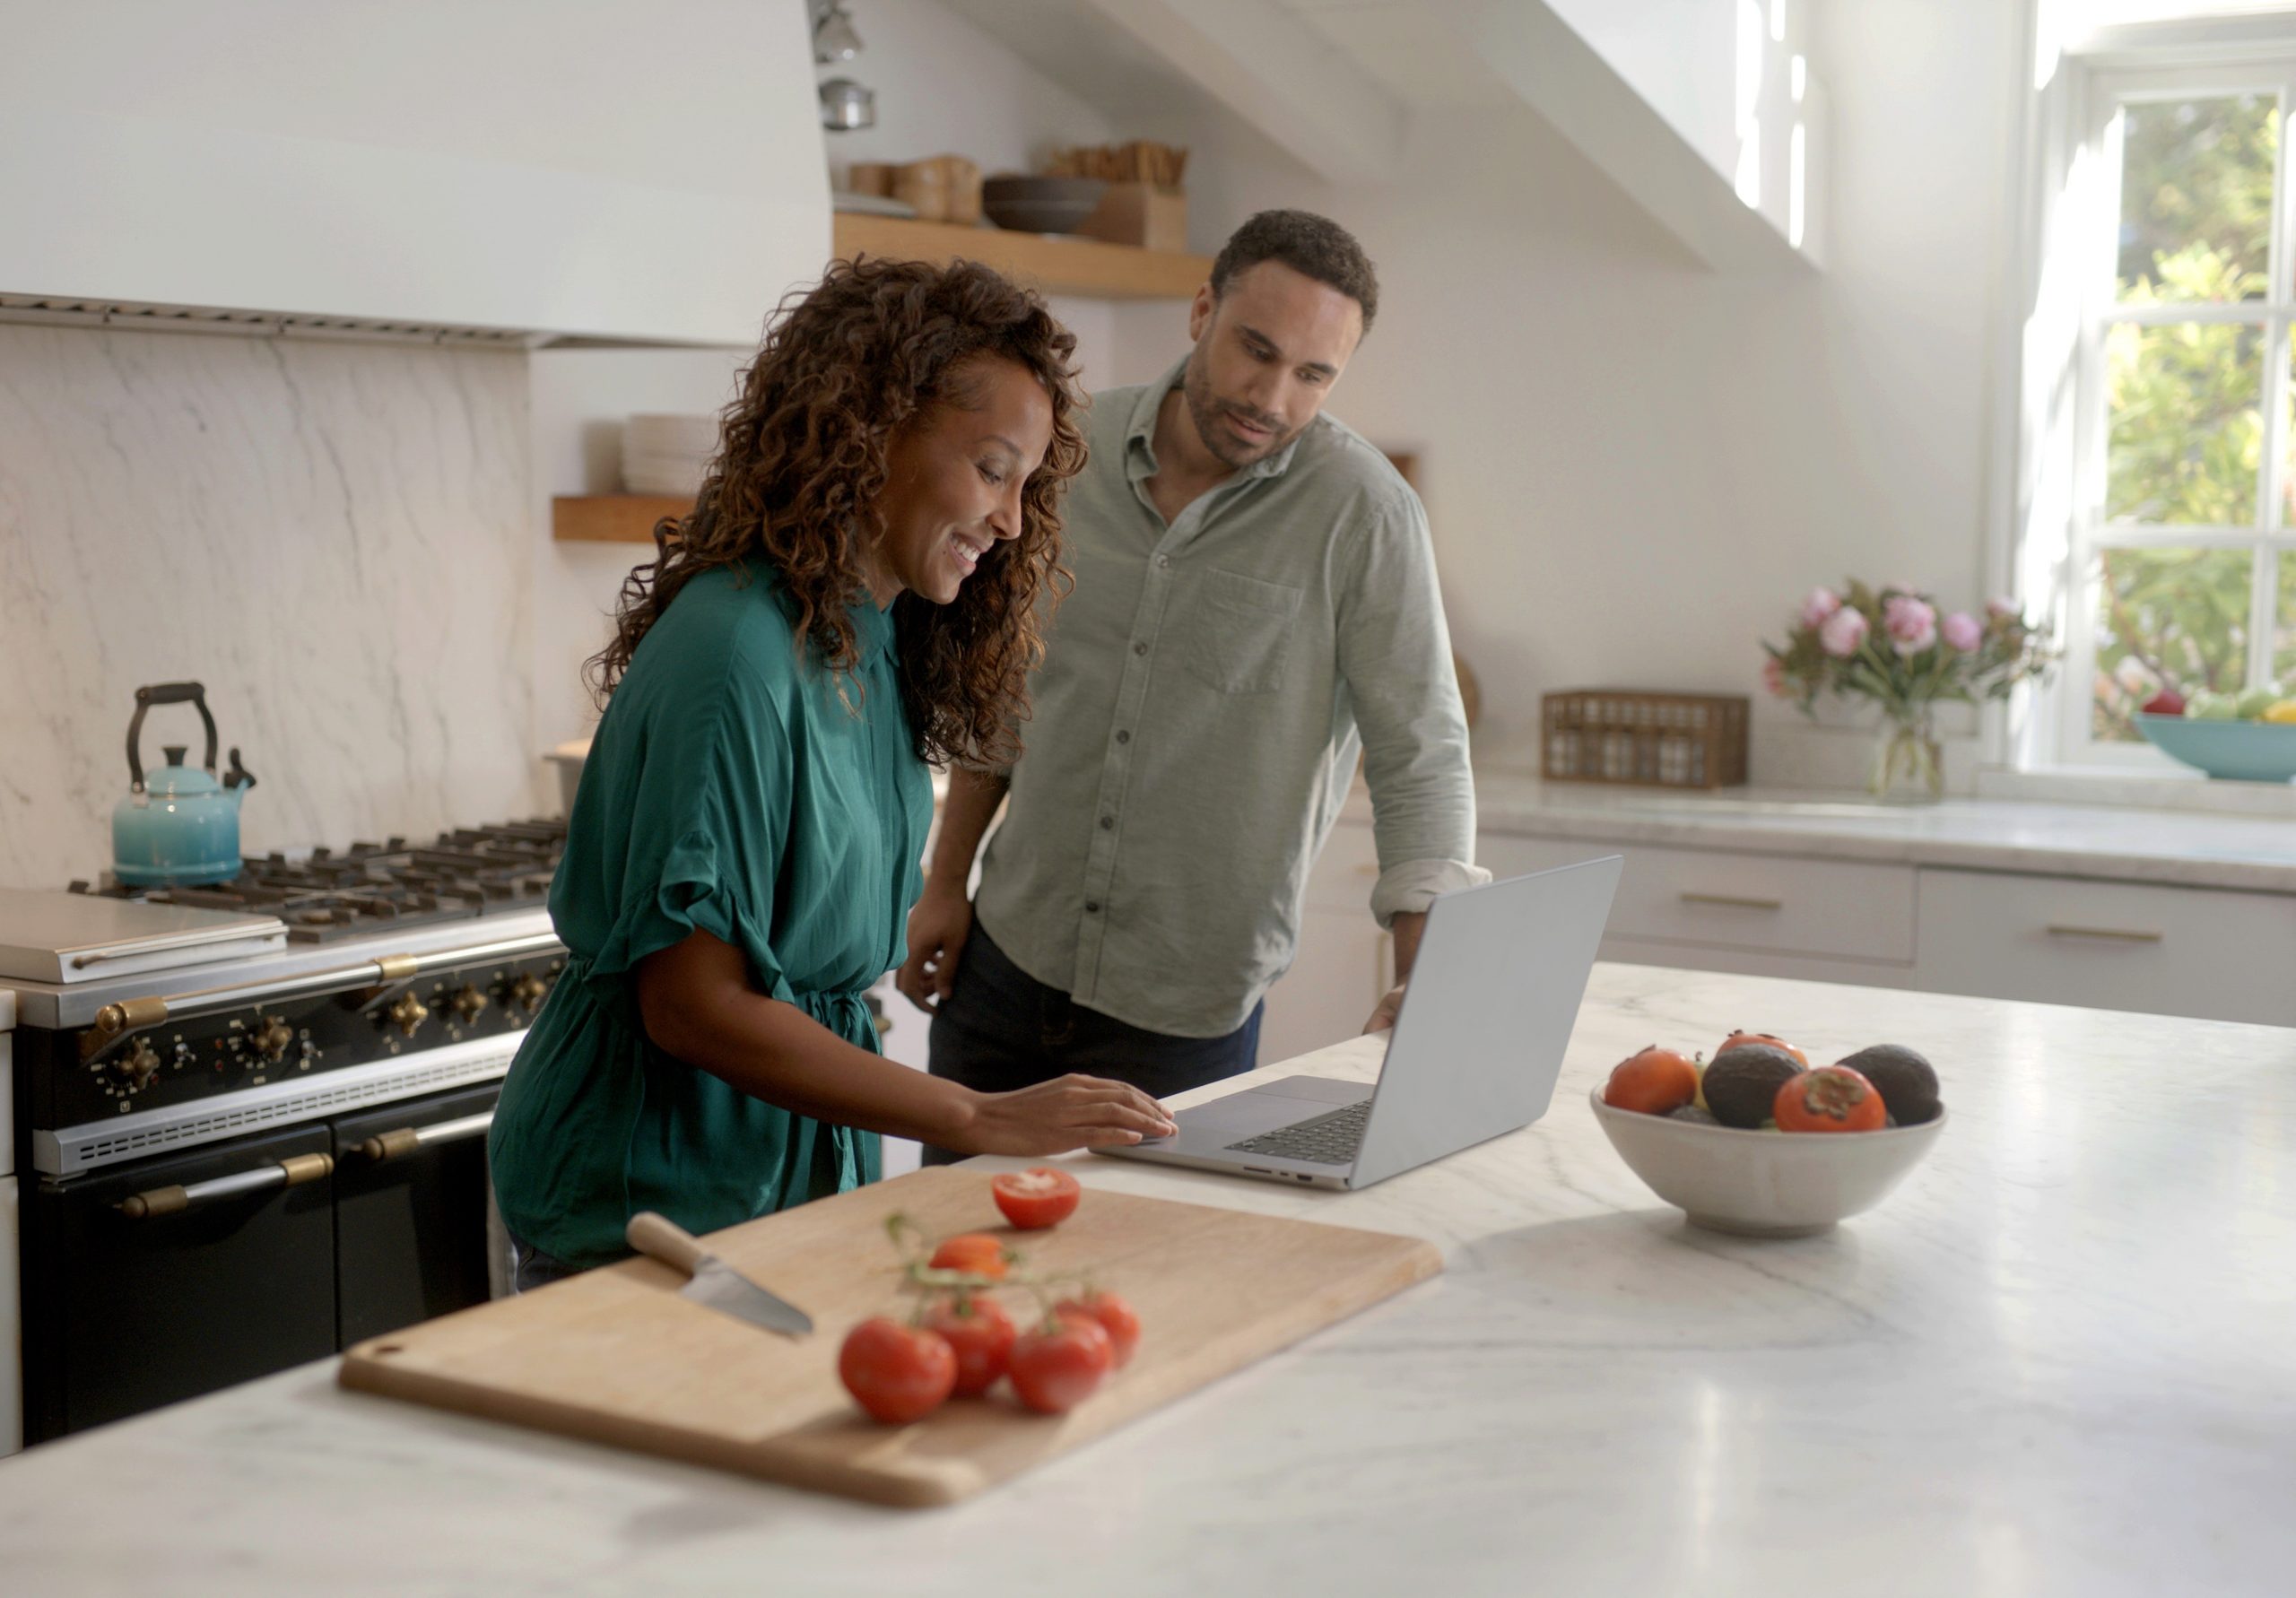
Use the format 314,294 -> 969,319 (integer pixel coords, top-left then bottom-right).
2051,49 -> 2296,763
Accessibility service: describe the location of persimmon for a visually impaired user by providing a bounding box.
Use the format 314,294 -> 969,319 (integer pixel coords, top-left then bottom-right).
1773,1065 -> 1886,1133
1602,1046 -> 1701,1116
1717,1029 -> 1808,1069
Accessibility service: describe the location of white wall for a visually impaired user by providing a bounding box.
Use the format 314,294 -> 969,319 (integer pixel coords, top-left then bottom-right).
1103,0 -> 2025,788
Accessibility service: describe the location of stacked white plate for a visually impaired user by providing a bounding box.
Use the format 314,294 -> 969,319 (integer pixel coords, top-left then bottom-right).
622,413 -> 718,495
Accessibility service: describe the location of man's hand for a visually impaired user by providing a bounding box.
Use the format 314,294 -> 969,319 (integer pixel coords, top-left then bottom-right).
896,887 -> 973,1012
1362,982 -> 1406,1034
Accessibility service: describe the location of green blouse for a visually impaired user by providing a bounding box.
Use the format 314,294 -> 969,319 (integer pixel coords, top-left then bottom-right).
489,566 -> 930,1268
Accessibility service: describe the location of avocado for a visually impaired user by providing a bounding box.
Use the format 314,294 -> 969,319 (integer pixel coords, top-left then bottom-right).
1667,1103 -> 1719,1126
1837,1044 -> 1941,1125
1701,1044 -> 1806,1128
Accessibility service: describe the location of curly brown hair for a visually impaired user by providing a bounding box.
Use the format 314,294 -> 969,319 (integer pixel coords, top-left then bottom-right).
587,256 -> 1086,767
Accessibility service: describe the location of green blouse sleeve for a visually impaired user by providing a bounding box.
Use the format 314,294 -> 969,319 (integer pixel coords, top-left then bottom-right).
556,650 -> 796,1004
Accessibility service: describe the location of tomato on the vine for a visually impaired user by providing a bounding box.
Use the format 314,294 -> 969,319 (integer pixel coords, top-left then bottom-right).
922,1295 -> 1016,1397
929,1233 -> 1013,1279
838,1317 -> 957,1423
1055,1290 -> 1141,1368
992,1167 -> 1083,1229
1007,1310 -> 1113,1413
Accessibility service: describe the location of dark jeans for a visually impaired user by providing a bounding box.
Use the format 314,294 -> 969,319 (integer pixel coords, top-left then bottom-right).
924,925 -> 1261,1165
507,1232 -> 586,1294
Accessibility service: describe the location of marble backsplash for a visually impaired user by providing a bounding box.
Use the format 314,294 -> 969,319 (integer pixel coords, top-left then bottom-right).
0,324 -> 546,890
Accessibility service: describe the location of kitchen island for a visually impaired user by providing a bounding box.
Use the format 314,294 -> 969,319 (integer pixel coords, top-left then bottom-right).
1,963 -> 2290,1595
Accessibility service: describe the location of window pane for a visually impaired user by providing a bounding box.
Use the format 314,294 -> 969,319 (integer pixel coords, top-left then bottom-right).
2116,93 -> 2277,304
2106,321 -> 2263,524
2092,546 -> 2251,741
2276,553 -> 2296,687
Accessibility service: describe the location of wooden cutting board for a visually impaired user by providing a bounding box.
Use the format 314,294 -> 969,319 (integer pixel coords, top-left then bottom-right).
339,1167 -> 1441,1507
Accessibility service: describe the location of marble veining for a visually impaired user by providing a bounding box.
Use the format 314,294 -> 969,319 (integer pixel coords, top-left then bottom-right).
1441,769 -> 2296,894
1,964 -> 2289,1595
0,325 -> 545,889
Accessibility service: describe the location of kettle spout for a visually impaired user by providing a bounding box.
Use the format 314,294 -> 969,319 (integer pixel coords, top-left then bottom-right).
223,747 -> 257,803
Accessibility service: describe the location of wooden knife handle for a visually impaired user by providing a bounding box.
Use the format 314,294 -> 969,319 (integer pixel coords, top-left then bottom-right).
626,1211 -> 709,1278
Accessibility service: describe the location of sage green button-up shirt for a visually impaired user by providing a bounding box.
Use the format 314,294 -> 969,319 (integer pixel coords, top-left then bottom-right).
973,358 -> 1484,1039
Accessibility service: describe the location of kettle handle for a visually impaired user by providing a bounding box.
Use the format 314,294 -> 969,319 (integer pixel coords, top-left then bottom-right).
126,682 -> 219,794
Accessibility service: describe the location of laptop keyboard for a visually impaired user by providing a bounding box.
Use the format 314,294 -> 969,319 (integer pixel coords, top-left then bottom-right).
1224,1099 -> 1371,1166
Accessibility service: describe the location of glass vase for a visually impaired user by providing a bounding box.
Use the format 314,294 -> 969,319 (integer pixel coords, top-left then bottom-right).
1867,709 -> 1944,804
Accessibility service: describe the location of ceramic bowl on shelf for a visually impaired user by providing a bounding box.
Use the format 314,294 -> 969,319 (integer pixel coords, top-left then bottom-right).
982,175 -> 1108,235
1588,1087 -> 1946,1238
2135,713 -> 2296,782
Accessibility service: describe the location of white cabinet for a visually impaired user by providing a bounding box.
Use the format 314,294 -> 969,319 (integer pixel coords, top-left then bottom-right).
1915,869 -> 2296,1027
1260,823 -> 1390,1067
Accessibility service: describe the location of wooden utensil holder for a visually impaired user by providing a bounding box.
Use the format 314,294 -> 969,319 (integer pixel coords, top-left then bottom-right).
1541,690 -> 1749,789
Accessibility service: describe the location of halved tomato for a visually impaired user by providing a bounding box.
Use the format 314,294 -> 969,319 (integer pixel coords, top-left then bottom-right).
992,1167 -> 1083,1229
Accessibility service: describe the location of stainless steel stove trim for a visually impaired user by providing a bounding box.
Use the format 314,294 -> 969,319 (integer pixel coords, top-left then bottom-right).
34,1034 -> 524,1177
5,908 -> 561,1029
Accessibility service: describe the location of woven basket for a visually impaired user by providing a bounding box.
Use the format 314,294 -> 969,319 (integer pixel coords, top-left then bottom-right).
1541,690 -> 1749,789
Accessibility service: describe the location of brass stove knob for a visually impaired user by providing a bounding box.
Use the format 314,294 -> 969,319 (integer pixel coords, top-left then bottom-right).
254,1016 -> 295,1063
114,1037 -> 162,1090
449,985 -> 489,1026
386,990 -> 430,1038
509,973 -> 548,1013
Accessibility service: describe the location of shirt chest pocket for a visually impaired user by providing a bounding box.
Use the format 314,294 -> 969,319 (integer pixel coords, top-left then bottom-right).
1182,569 -> 1306,695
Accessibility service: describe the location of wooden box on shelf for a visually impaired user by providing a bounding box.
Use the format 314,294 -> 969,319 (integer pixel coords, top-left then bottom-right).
1541,690 -> 1749,789
1073,184 -> 1187,252
552,495 -> 689,544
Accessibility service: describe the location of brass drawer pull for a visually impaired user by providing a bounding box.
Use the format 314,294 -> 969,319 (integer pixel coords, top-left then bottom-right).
2045,924 -> 2163,944
352,1112 -> 494,1165
116,1151 -> 334,1219
1679,891 -> 1784,911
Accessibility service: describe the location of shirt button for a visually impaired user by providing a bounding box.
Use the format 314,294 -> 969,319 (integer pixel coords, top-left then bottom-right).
1115,730 -> 1131,743
1156,554 -> 1171,568
1083,900 -> 1100,914
1132,641 -> 1148,656
1100,815 -> 1115,830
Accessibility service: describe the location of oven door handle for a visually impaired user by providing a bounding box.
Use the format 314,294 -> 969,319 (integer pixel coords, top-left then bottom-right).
349,1110 -> 495,1166
115,1152 -> 334,1219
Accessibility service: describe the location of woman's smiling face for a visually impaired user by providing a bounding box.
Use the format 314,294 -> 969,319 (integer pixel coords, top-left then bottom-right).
867,356 -> 1054,607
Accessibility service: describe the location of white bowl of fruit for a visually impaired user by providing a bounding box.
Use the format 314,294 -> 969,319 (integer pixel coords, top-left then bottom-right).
1588,1030 -> 1947,1238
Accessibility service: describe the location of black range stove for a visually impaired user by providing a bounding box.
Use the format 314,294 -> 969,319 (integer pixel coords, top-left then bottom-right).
11,818 -> 573,1446
71,820 -> 567,943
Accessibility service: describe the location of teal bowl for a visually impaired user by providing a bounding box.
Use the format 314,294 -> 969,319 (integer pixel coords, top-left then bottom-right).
2136,713 -> 2296,782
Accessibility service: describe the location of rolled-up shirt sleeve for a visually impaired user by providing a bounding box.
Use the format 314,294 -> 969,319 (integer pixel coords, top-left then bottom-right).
1335,493 -> 1489,928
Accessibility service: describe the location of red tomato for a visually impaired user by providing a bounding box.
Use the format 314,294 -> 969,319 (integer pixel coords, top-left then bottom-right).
929,1233 -> 1013,1280
1055,1290 -> 1141,1368
1718,1030 -> 1810,1069
922,1296 -> 1016,1398
1007,1311 -> 1113,1413
1773,1065 -> 1886,1133
838,1317 -> 957,1424
992,1167 -> 1083,1229
1602,1047 -> 1700,1116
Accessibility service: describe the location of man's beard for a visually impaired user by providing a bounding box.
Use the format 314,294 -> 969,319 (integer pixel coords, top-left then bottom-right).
1183,355 -> 1291,470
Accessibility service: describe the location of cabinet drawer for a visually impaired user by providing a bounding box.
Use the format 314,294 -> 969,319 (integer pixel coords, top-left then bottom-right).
1914,870 -> 2296,1026
1479,835 -> 1916,964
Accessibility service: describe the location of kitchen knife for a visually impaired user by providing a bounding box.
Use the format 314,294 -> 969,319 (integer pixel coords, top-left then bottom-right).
625,1212 -> 813,1337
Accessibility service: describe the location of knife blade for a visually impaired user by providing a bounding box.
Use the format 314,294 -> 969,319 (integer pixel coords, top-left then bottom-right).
625,1211 -> 813,1337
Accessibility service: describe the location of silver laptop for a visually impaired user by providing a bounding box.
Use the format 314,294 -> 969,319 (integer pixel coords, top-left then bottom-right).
1096,855 -> 1622,1191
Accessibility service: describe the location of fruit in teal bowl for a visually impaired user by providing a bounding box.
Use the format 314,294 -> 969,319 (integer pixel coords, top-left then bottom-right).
2135,712 -> 2296,782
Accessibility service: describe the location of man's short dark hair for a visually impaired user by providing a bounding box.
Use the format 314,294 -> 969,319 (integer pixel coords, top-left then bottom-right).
1209,210 -> 1378,332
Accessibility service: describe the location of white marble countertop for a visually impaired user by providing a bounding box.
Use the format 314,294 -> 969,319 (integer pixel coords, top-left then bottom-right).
1385,770 -> 2296,894
4,964 -> 2292,1594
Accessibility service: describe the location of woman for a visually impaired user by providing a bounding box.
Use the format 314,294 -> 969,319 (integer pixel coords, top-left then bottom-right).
489,258 -> 1175,1288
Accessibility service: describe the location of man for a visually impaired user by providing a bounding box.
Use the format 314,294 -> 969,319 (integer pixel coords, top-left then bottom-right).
897,210 -> 1483,1148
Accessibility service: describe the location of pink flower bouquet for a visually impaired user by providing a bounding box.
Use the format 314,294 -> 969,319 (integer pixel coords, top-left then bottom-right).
1763,580 -> 2052,800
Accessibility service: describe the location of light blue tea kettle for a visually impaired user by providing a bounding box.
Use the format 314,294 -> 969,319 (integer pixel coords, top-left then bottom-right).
112,682 -> 258,888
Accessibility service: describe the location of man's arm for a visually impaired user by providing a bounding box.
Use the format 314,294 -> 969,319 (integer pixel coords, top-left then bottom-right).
1337,492 -> 1486,1032
895,765 -> 1009,1011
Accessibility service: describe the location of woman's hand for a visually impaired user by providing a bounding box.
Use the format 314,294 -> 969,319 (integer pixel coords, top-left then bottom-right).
897,886 -> 973,1012
954,1074 -> 1177,1156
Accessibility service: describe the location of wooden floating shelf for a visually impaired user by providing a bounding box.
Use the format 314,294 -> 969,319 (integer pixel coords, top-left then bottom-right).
831,213 -> 1210,300
552,494 -> 689,544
